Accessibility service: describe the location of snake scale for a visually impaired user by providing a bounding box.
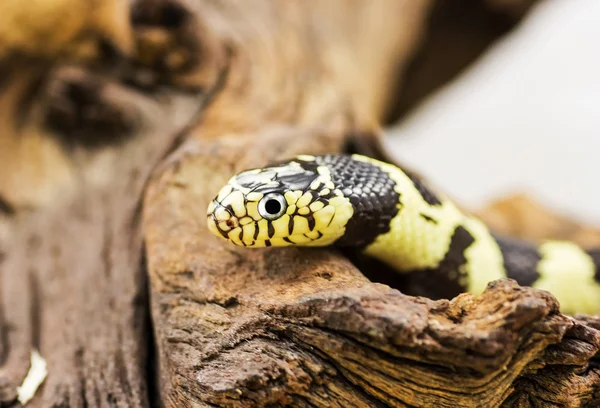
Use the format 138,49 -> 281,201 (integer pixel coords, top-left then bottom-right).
207,153 -> 600,315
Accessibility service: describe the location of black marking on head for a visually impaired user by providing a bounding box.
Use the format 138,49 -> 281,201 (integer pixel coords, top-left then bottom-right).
419,213 -> 438,224
306,215 -> 316,231
319,191 -> 337,200
238,229 -> 243,242
223,204 -> 234,216
405,171 -> 442,206
288,217 -> 294,235
265,240 -> 272,247
253,227 -> 259,241
283,237 -> 294,244
398,226 -> 475,300
267,222 -> 275,239
492,235 -> 541,286
212,216 -> 230,239
295,159 -> 321,173
312,155 -> 400,248
588,249 -> 600,284
234,162 -> 320,195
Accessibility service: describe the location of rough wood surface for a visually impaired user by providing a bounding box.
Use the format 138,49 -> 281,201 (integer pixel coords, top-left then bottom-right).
145,133 -> 600,408
1,0 -> 598,407
0,0 -> 226,405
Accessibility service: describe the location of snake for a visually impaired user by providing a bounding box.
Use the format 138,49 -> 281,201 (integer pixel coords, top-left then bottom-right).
206,153 -> 600,315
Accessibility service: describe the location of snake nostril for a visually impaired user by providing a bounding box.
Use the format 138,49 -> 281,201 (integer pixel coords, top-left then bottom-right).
226,219 -> 236,228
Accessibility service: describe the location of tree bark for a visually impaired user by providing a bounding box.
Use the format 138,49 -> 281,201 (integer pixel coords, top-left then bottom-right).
0,0 -> 226,405
145,133 -> 600,406
1,0 -> 597,407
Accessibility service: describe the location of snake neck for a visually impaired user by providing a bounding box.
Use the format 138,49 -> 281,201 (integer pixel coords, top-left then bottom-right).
309,154 -> 402,248
317,154 -> 468,258
322,154 -> 600,315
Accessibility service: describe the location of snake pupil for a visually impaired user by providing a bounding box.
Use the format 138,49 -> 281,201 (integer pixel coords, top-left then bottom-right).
257,193 -> 287,220
265,199 -> 281,215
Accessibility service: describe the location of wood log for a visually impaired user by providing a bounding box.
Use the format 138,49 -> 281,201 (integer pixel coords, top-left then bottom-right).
1,0 -> 597,407
0,0 -> 226,405
145,132 -> 600,407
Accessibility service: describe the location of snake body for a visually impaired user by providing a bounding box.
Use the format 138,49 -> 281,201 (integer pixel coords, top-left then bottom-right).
207,153 -> 600,314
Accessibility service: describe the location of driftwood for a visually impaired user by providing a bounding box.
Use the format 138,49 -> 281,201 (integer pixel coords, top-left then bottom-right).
1,0 -> 598,407
145,132 -> 600,407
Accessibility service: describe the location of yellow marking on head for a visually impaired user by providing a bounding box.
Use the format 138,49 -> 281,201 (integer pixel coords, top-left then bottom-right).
292,216 -> 309,236
247,201 -> 260,220
285,191 -> 299,205
240,217 -> 253,226
313,205 -> 335,230
246,192 -> 263,202
217,185 -> 232,201
297,154 -> 316,161
321,225 -> 345,236
227,227 -> 242,243
309,201 -> 324,212
535,241 -> 600,314
329,202 -> 354,228
286,234 -> 312,244
270,237 -> 295,246
297,192 -> 313,208
207,201 -> 216,213
250,240 -> 267,248
328,196 -> 348,208
207,216 -> 220,238
256,219 -> 270,240
305,230 -> 321,239
298,207 -> 310,215
241,223 -> 256,245
222,190 -> 246,218
317,166 -> 331,176
207,159 -> 353,249
271,214 -> 291,236
214,207 -> 231,222
218,220 -> 235,232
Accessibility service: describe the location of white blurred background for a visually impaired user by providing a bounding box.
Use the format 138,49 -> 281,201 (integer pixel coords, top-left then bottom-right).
385,0 -> 600,226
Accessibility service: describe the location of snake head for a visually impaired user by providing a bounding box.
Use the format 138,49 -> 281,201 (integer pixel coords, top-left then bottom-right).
206,156 -> 354,248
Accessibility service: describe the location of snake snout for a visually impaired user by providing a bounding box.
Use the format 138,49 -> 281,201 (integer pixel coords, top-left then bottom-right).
206,199 -> 243,241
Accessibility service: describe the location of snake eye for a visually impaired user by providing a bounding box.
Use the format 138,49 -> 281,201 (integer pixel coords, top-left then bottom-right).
258,193 -> 287,220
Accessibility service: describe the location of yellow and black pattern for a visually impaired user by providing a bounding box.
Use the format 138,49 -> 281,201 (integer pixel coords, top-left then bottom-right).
207,154 -> 600,315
